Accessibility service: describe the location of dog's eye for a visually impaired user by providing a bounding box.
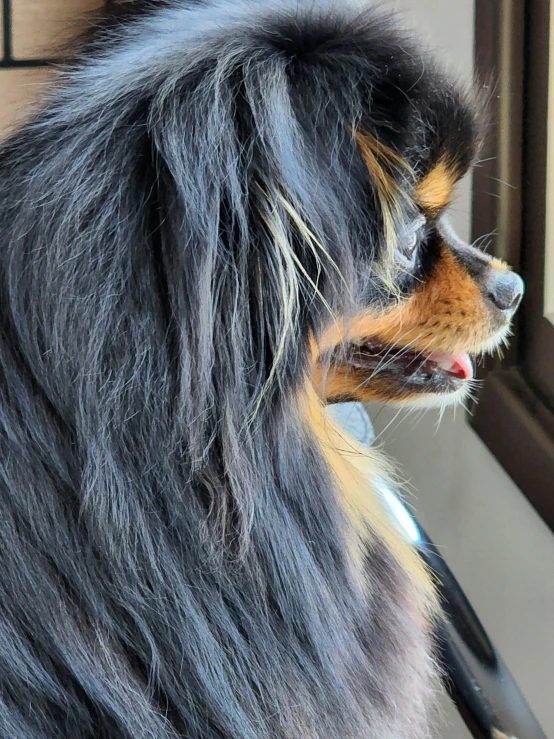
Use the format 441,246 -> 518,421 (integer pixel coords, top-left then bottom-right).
397,216 -> 426,263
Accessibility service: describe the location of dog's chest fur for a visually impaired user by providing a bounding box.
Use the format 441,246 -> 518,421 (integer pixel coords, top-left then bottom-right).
299,388 -> 440,738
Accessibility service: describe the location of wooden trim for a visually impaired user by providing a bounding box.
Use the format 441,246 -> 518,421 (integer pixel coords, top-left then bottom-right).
521,0 -> 554,409
472,0 -> 554,531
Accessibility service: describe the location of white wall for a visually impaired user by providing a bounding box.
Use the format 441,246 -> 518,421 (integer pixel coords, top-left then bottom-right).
371,2 -> 554,737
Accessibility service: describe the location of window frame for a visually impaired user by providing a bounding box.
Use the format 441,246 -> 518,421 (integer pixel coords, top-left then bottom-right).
472,0 -> 554,530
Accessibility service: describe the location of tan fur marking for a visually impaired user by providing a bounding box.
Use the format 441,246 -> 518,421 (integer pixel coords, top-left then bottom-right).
415,157 -> 458,212
319,247 -> 486,354
299,380 -> 438,615
354,132 -> 411,284
312,246 -> 496,404
354,131 -> 408,192
491,257 -> 510,271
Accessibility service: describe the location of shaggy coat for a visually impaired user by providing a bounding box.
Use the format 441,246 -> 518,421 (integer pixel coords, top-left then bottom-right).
0,2 -> 508,737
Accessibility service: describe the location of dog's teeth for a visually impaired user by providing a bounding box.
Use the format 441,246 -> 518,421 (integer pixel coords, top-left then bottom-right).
430,352 -> 473,380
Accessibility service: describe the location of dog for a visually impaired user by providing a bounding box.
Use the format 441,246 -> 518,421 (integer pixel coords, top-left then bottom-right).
0,1 -> 524,737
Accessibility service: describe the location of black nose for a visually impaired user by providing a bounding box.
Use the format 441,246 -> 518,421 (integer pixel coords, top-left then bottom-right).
486,269 -> 525,312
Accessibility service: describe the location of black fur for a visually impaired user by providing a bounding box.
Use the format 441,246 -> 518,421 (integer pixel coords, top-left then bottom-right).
0,2 -> 478,736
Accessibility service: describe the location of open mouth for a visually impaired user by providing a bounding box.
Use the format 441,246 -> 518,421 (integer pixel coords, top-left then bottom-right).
342,339 -> 474,395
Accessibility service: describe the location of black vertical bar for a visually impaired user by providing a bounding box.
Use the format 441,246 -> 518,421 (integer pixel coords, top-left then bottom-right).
2,0 -> 12,61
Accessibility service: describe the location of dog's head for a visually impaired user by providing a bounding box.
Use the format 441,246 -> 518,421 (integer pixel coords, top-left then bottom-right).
261,8 -> 524,411
311,131 -> 524,408
122,1 -> 520,417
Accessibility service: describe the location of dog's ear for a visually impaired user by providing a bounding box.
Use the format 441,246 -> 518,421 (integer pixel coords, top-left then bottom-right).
149,49 -> 359,410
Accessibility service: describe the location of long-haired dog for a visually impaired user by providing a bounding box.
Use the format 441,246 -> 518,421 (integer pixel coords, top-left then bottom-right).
0,1 -> 524,737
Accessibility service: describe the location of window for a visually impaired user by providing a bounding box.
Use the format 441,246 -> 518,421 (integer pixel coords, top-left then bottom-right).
472,0 -> 554,530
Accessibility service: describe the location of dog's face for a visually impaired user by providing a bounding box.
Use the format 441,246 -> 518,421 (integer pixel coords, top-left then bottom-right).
308,85 -> 523,409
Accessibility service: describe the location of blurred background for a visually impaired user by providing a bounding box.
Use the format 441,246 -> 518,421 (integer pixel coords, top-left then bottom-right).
1,1 -> 553,737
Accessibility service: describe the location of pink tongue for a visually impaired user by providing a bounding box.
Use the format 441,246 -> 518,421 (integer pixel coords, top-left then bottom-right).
430,352 -> 473,380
